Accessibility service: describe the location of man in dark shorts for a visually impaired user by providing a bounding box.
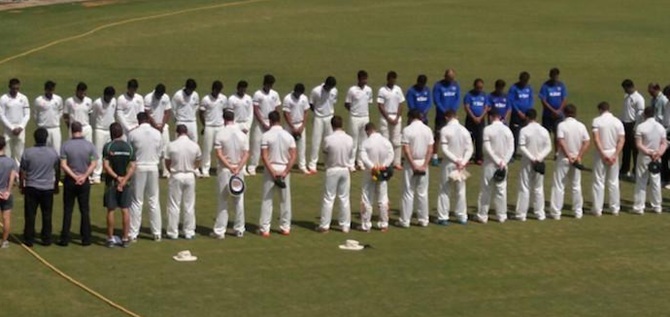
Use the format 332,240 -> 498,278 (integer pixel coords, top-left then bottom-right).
57,122 -> 98,247
0,136 -> 18,248
102,122 -> 136,248
539,68 -> 568,150
20,128 -> 60,247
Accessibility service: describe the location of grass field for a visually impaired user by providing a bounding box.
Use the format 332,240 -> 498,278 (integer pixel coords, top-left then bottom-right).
1,0 -> 670,316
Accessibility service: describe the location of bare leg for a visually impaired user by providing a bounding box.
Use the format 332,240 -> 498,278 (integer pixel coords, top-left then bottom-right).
2,210 -> 10,241
121,208 -> 130,240
106,210 -> 115,239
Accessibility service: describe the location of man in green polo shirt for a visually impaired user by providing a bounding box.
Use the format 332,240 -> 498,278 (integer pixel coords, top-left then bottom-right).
102,122 -> 136,248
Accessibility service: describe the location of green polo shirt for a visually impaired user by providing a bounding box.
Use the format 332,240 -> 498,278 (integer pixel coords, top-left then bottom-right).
102,139 -> 135,186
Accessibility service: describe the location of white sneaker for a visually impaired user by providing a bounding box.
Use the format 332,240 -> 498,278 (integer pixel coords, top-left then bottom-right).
247,167 -> 257,176
299,168 -> 310,174
665,184 -> 670,190
153,234 -> 161,242
209,232 -> 225,240
1,240 -> 9,248
91,177 -> 101,184
348,167 -> 356,173
341,226 -> 350,233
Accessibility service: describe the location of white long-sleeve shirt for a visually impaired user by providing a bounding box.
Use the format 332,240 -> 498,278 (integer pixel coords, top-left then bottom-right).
0,92 -> 30,130
621,91 -> 645,123
323,130 -> 354,169
172,89 -> 200,123
360,132 -> 394,169
64,96 -> 93,126
557,117 -> 590,158
518,121 -> 552,162
483,120 -> 514,165
33,94 -> 63,128
116,92 -> 144,132
439,118 -> 473,164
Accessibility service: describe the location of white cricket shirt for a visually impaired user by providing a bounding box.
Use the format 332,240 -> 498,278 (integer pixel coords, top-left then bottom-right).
621,91 -> 645,123
227,93 -> 254,124
483,120 -> 515,164
345,85 -> 373,117
167,135 -> 202,173
309,84 -> 338,118
401,120 -> 434,161
144,91 -> 172,124
252,89 -> 281,125
33,94 -> 63,128
377,85 -> 405,116
91,97 -> 117,130
214,124 -> 248,166
635,118 -> 666,152
360,132 -> 394,169
518,121 -> 552,161
592,111 -> 625,155
282,93 -> 310,125
0,92 -> 30,129
557,117 -> 590,158
261,125 -> 296,166
128,123 -> 163,167
116,92 -> 144,132
200,93 -> 228,127
172,89 -> 200,123
440,118 -> 473,163
323,130 -> 354,169
64,96 -> 93,126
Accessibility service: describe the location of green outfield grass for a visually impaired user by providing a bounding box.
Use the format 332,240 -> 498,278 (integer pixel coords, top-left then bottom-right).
1,0 -> 669,316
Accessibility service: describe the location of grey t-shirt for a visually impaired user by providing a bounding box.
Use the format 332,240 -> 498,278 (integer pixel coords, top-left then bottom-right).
0,155 -> 18,190
20,145 -> 60,190
61,137 -> 98,175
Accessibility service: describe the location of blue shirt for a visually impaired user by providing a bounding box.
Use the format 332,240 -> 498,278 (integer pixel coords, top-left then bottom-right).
406,85 -> 432,117
432,80 -> 460,113
464,90 -> 487,117
539,80 -> 567,117
487,93 -> 510,119
508,84 -> 534,114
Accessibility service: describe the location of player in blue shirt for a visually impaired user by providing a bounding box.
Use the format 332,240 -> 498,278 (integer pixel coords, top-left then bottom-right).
508,71 -> 534,157
431,69 -> 460,166
464,79 -> 488,164
539,68 -> 568,148
406,75 -> 432,124
487,79 -> 510,125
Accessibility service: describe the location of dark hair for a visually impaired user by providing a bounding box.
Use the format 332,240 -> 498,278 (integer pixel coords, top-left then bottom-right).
185,78 -> 197,90
70,121 -> 83,133
8,78 -> 20,88
237,80 -> 248,89
76,82 -> 87,92
408,109 -> 421,121
387,71 -> 397,80
0,136 -> 5,150
364,122 -> 376,132
495,79 -> 506,89
268,110 -> 280,124
127,79 -> 139,89
519,71 -> 530,82
44,81 -> 56,91
34,128 -> 48,144
212,80 -> 223,91
473,78 -> 484,86
223,110 -> 234,122
526,108 -> 537,120
263,74 -> 275,86
357,70 -> 368,80
293,83 -> 305,94
643,106 -> 654,119
324,76 -> 337,88
137,111 -> 149,123
417,74 -> 427,85
663,85 -> 670,97
564,104 -> 577,117
648,82 -> 661,91
444,110 -> 456,119
549,68 -> 560,77
621,79 -> 634,89
103,86 -> 116,97
331,115 -> 343,129
176,124 -> 188,135
597,101 -> 610,111
109,122 -> 123,139
155,84 -> 166,95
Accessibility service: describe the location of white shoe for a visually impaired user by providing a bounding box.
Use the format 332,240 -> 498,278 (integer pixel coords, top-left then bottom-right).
209,232 -> 225,239
247,167 -> 257,176
348,167 -> 356,173
91,177 -> 101,184
1,240 -> 8,248
153,234 -> 161,242
300,168 -> 310,174
665,184 -> 670,190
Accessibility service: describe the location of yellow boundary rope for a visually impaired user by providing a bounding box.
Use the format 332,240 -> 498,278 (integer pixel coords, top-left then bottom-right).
0,0 -> 268,66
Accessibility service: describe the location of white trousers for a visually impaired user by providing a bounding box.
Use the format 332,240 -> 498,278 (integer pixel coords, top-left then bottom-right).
129,169 -> 162,238
592,155 -> 620,214
399,160 -> 429,227
177,121 -> 198,143
44,127 -> 62,155
248,121 -> 264,170
515,159 -> 545,220
380,116 -> 402,166
349,116 -> 369,167
260,168 -> 291,233
93,129 -> 111,180
360,173 -> 389,230
68,125 -> 92,142
284,124 -> 306,170
477,162 -> 508,222
213,168 -> 245,235
309,115 -> 333,170
201,125 -> 222,175
633,155 -> 662,213
437,161 -> 467,222
319,168 -> 351,230
550,157 -> 583,217
4,130 -> 25,165
167,172 -> 196,238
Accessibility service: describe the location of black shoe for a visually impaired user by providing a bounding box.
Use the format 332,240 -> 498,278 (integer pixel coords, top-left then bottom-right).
81,241 -> 91,247
55,240 -> 69,247
42,241 -> 52,246
23,240 -> 34,247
